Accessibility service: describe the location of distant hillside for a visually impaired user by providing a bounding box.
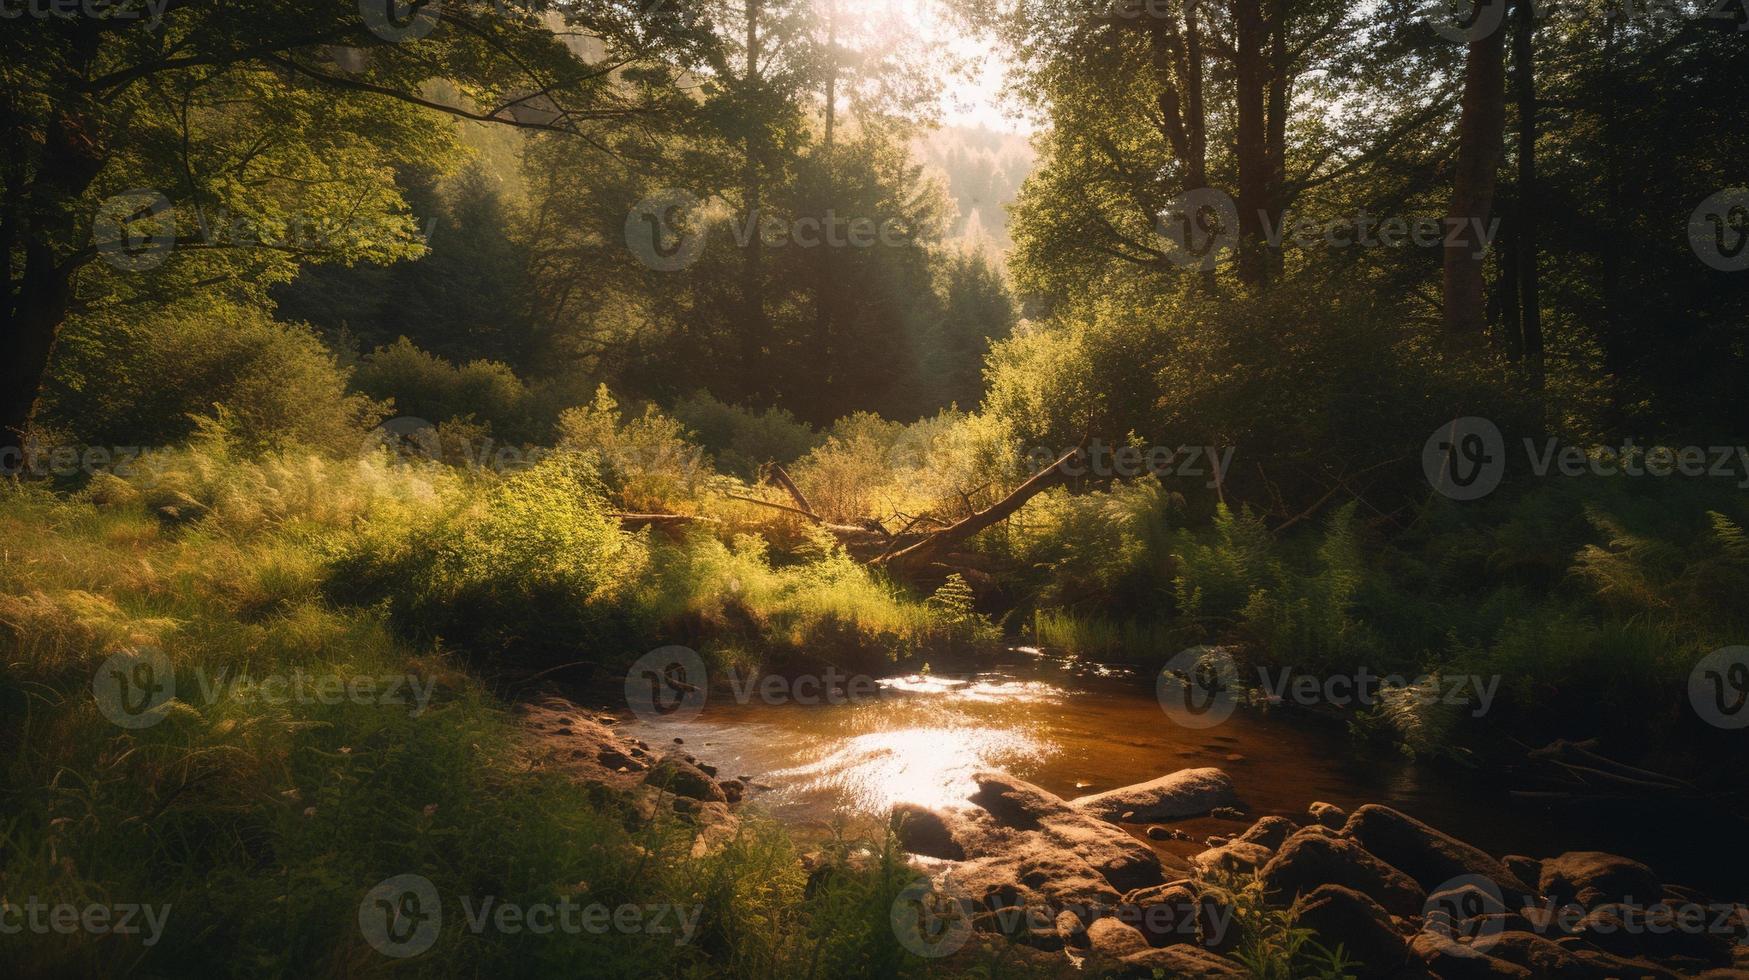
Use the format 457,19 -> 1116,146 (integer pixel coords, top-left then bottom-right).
913,125 -> 1036,252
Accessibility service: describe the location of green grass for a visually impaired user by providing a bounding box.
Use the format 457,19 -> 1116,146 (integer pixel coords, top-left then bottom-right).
0,452 -> 1016,977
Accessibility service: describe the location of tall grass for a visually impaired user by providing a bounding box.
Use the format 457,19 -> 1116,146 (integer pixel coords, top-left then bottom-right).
0,467 -> 1006,977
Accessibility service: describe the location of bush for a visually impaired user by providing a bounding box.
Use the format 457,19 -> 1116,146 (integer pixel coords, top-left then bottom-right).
669,391 -> 820,478
352,337 -> 538,443
42,300 -> 386,456
556,386 -> 712,513
982,282 -> 1529,520
331,453 -> 652,664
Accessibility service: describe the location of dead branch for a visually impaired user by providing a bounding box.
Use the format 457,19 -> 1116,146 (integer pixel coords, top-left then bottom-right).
720,493 -> 870,536
873,438 -> 1090,571
612,513 -> 717,529
765,463 -> 816,517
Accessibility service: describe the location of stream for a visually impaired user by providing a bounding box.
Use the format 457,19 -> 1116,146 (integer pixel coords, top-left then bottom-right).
613,648 -> 1745,897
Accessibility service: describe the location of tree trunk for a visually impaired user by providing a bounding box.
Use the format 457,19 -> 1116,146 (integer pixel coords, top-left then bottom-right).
740,0 -> 767,390
822,0 -> 837,154
1264,0 -> 1290,282
1146,3 -> 1214,290
1513,0 -> 1543,389
1443,0 -> 1508,342
2,102 -> 106,468
1233,0 -> 1270,288
0,269 -> 73,467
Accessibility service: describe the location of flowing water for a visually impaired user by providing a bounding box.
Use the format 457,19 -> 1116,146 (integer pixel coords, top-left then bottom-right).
614,648 -> 1744,895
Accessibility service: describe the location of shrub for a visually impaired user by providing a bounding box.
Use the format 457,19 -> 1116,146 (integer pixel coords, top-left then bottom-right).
42,300 -> 386,456
669,391 -> 820,478
556,386 -> 712,513
331,453 -> 652,664
352,337 -> 538,442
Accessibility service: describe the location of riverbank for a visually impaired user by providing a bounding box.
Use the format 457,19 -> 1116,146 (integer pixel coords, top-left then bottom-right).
519,696 -> 1749,978
877,766 -> 1749,978
5,445 -> 1747,976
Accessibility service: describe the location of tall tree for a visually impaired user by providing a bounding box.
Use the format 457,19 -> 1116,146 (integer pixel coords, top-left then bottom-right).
1442,0 -> 1508,342
0,0 -> 701,462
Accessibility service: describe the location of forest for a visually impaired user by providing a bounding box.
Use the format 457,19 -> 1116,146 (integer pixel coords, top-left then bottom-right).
3,0 -> 1748,977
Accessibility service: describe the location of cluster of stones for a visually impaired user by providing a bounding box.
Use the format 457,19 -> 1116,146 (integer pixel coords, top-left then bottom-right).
892,768 -> 1748,979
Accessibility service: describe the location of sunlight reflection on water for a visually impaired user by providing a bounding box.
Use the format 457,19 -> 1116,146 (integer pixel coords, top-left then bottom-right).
767,724 -> 1047,812
758,673 -> 1062,811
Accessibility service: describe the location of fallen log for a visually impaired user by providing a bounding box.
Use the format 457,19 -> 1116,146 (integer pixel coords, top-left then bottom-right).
719,492 -> 872,537
765,463 -> 815,517
872,438 -> 1089,572
612,513 -> 717,529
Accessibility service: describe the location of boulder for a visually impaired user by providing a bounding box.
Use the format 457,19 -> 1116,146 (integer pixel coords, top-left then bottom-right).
1235,815 -> 1296,850
890,803 -> 966,861
1502,855 -> 1542,890
1574,902 -> 1735,965
1087,916 -> 1151,957
1476,930 -> 1590,977
1308,801 -> 1347,829
1294,885 -> 1408,979
1259,832 -> 1426,917
1426,880 -> 1508,919
644,755 -> 728,802
1069,768 -> 1239,823
965,771 -> 1164,892
1537,851 -> 1661,908
1121,883 -> 1203,948
950,844 -> 1125,920
1480,929 -> 1686,979
1409,930 -> 1532,979
1056,908 -> 1089,949
1192,840 -> 1274,876
1112,944 -> 1246,978
1342,804 -> 1536,903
